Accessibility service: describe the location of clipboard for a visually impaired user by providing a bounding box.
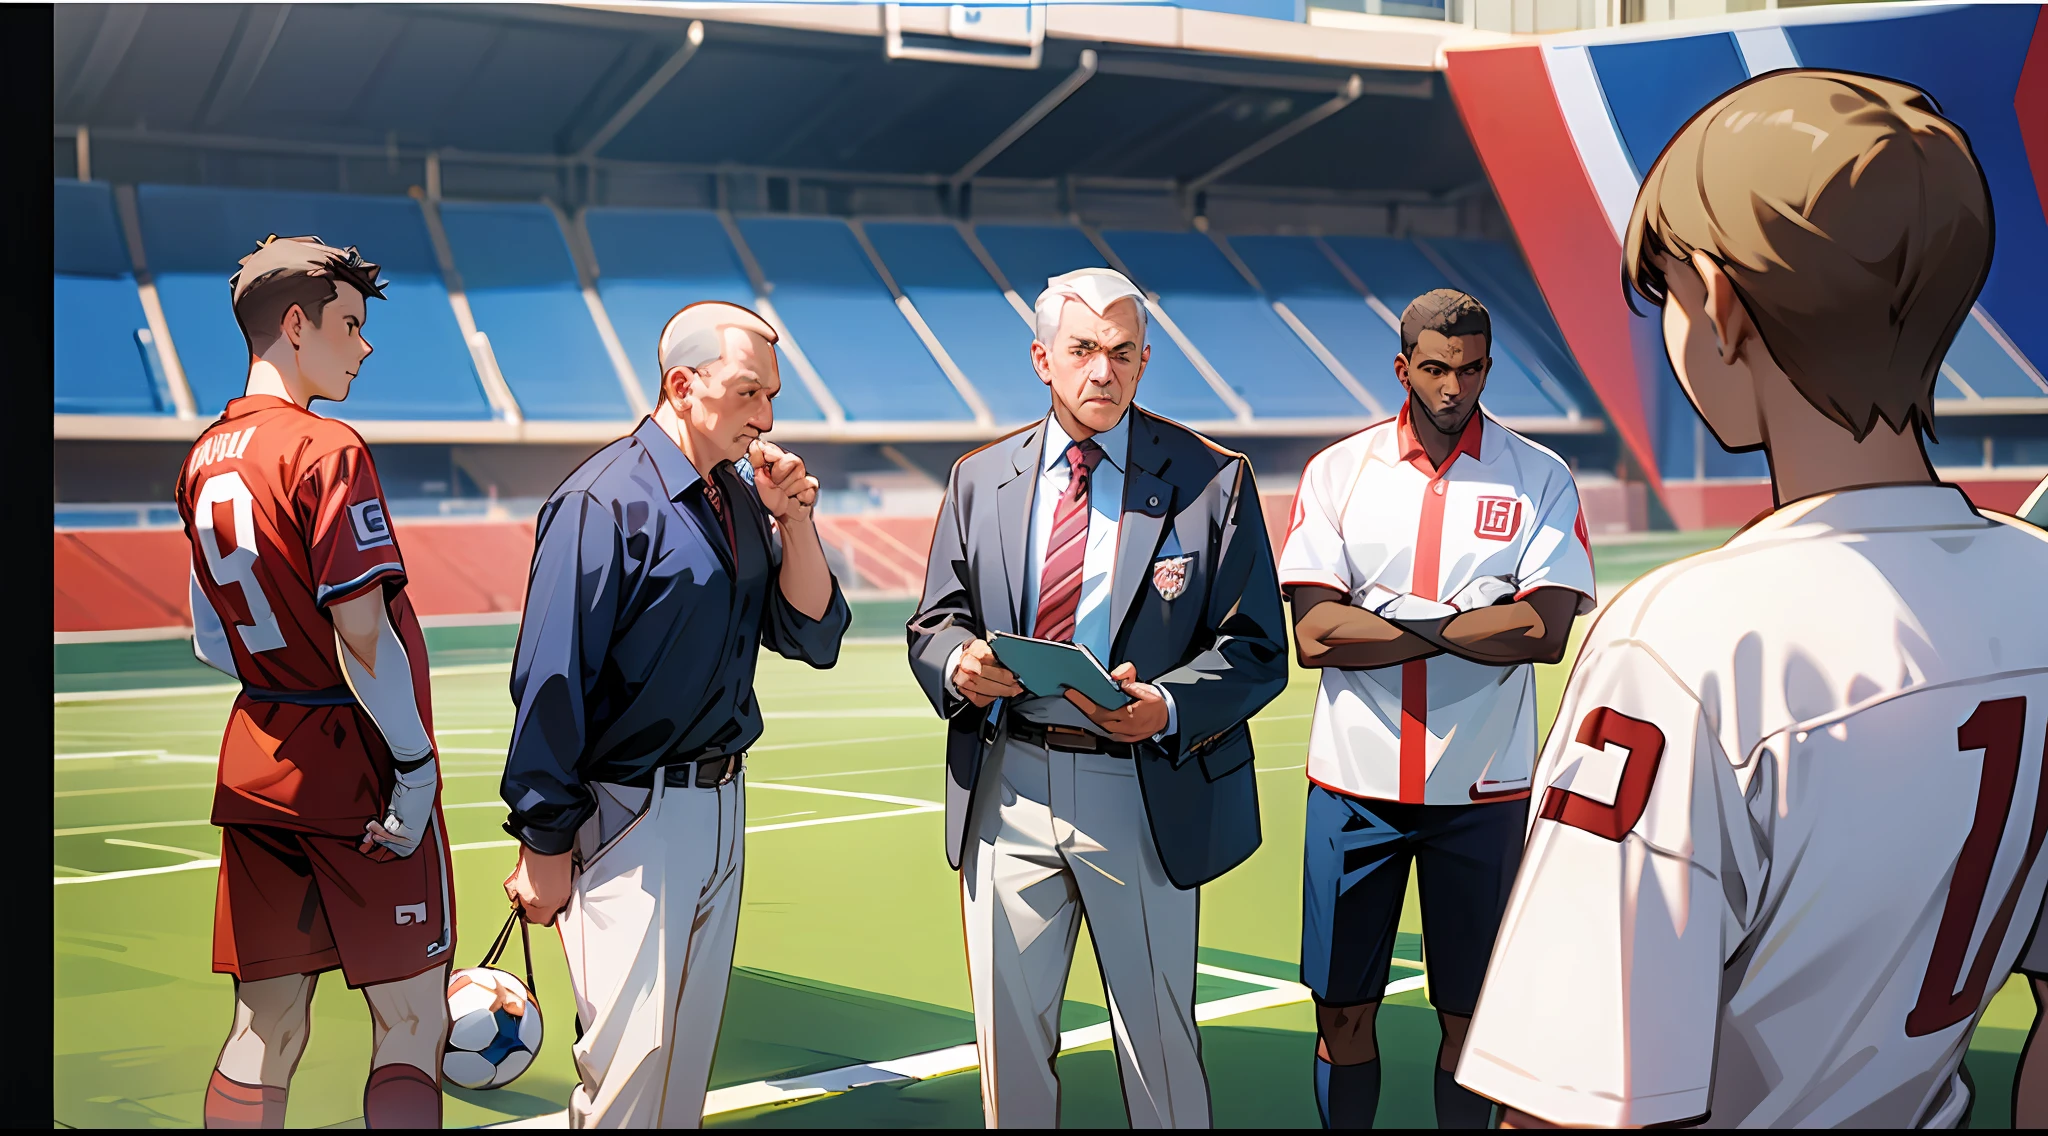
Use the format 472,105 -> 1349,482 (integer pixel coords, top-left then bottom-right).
987,632 -> 1135,709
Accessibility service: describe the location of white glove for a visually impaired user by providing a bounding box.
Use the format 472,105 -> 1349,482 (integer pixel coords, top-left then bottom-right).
1446,575 -> 1518,613
370,756 -> 438,858
1355,582 -> 1457,623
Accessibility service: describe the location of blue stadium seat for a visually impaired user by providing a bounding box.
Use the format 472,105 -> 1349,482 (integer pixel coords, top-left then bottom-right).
971,224 -> 1235,423
583,208 -> 821,422
1103,229 -> 1365,420
134,185 -> 493,420
54,180 -> 167,415
1223,235 -> 1404,417
437,201 -> 630,420
1322,236 -> 1564,419
736,216 -> 972,422
861,221 -> 1042,423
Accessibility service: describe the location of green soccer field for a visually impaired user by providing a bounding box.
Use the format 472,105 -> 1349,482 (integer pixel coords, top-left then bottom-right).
51,530 -> 2039,1129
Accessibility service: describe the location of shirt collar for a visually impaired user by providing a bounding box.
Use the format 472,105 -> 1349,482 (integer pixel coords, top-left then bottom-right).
1042,409 -> 1129,475
1726,483 -> 1983,547
1396,402 -> 1484,476
634,416 -> 704,502
222,394 -> 300,419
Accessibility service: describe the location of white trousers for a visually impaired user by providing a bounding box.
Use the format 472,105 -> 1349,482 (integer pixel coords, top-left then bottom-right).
557,773 -> 745,1129
962,736 -> 1209,1129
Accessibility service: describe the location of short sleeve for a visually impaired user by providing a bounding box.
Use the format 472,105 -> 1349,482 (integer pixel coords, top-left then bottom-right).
1276,453 -> 1354,594
299,440 -> 406,608
1513,467 -> 1596,614
1458,639 -> 1759,1128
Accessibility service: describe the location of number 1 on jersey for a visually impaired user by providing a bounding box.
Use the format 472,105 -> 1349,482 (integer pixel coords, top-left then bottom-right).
1907,696 -> 2048,1037
194,470 -> 288,654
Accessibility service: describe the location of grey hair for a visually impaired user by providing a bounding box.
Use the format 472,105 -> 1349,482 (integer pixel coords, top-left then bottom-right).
1032,282 -> 1149,348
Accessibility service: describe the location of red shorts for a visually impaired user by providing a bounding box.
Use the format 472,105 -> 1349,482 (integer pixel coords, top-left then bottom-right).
213,816 -> 456,988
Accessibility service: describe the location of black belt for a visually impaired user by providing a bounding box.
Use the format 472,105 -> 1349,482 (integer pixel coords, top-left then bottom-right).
628,743 -> 745,790
241,684 -> 357,707
662,753 -> 742,789
1007,718 -> 1132,758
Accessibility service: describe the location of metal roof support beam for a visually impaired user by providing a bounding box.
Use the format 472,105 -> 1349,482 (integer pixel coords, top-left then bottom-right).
849,219 -> 995,428
578,20 -> 705,160
62,6 -> 146,116
950,49 -> 1098,212
1185,73 -> 1364,209
203,5 -> 293,128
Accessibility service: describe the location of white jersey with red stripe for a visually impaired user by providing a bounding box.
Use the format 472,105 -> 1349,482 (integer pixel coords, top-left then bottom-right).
1277,407 -> 1596,805
1459,485 -> 2048,1129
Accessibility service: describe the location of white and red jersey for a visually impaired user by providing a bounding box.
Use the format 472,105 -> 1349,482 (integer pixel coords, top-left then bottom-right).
1277,407 -> 1595,805
1459,485 -> 2048,1129
176,394 -> 433,837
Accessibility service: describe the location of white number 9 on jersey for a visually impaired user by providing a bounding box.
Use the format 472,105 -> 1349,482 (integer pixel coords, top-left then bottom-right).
194,470 -> 287,654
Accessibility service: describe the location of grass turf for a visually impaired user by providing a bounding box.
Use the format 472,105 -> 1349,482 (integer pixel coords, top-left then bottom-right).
52,529 -> 2036,1127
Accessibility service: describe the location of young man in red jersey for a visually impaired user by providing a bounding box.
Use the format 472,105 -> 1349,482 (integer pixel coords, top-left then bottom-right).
177,236 -> 451,1129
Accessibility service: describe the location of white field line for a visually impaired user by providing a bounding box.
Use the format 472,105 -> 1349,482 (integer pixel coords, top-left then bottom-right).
52,662 -> 517,704
103,838 -> 214,858
487,972 -> 1427,1128
54,784 -> 944,883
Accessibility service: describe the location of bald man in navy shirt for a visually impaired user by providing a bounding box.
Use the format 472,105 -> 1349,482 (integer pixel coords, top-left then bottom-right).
500,302 -> 849,1128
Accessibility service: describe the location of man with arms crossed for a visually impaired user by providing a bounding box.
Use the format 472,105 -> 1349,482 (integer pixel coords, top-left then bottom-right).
909,268 -> 1288,1127
1279,289 -> 1595,1129
181,236 -> 451,1129
500,301 -> 849,1128
1457,70 -> 2048,1128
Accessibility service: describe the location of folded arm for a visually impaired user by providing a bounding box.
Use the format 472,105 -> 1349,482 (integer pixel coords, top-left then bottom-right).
1289,584 -> 1444,670
1407,586 -> 1581,667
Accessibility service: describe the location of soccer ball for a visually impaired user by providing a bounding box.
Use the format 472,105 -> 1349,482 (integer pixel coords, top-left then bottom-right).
444,966 -> 544,1089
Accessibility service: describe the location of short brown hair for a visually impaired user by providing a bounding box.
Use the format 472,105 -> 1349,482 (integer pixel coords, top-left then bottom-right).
1623,70 -> 1992,441
1400,288 -> 1490,359
229,235 -> 386,355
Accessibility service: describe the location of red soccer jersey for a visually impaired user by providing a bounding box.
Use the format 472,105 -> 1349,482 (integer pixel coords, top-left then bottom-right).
176,394 -> 434,836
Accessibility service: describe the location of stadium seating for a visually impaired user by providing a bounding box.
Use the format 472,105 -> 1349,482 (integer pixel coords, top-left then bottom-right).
736,216 -> 975,422
1101,229 -> 1370,420
133,185 -> 493,420
1322,235 -> 1571,419
54,180 -> 167,416
1225,235 -> 1407,417
860,221 -> 1043,423
971,224 -> 1236,423
436,201 -> 630,420
581,207 -> 822,421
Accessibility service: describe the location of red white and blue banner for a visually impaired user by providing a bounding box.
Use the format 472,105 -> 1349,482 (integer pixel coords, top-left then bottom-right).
1444,2 -> 2048,505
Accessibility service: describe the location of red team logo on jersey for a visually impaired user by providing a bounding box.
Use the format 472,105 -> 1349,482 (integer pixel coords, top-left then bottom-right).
1474,496 -> 1521,541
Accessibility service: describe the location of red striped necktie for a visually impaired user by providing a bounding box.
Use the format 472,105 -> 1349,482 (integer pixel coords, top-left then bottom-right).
1033,439 -> 1103,644
701,478 -> 736,554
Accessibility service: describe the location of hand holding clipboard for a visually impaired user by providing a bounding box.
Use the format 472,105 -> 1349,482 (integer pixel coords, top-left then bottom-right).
986,633 -> 1135,709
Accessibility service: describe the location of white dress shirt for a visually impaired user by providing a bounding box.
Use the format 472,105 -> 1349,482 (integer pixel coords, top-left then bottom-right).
948,409 -> 1174,739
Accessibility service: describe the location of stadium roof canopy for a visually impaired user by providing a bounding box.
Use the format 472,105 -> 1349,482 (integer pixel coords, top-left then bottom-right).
53,2 -> 1507,202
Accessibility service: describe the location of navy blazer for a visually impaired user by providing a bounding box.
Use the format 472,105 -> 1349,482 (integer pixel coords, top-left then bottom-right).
907,408 -> 1289,889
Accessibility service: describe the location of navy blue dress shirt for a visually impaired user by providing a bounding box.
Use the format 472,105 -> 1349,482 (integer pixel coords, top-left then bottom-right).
501,418 -> 850,854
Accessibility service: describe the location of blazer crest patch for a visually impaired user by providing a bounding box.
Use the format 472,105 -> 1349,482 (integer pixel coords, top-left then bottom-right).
1152,554 -> 1193,601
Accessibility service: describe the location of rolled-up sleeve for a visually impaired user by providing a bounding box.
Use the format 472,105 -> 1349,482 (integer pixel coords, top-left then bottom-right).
758,514 -> 852,666
762,572 -> 852,667
501,491 -> 624,855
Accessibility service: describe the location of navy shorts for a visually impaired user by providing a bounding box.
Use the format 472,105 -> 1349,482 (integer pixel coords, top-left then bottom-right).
1299,784 -> 1527,1015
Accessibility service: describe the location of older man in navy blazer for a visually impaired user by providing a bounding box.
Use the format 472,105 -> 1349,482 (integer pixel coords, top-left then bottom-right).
908,268 -> 1288,1127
